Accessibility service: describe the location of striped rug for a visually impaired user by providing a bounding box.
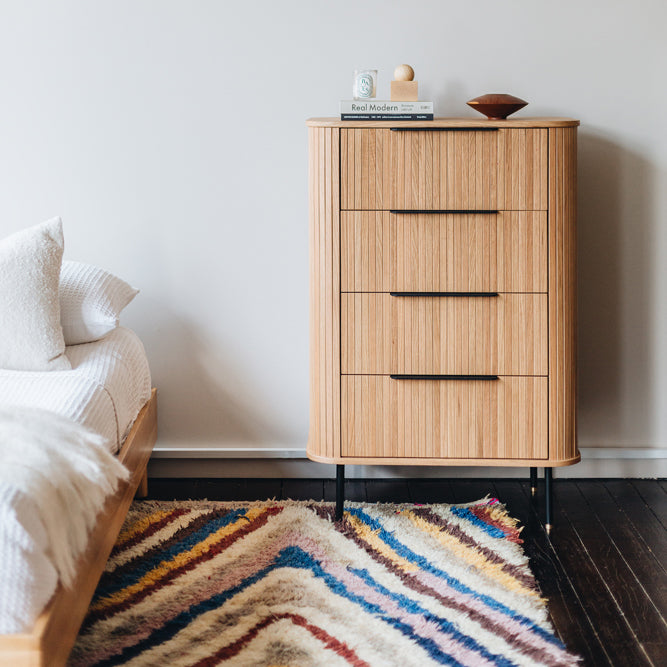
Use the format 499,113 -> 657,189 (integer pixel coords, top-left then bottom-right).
70,499 -> 579,666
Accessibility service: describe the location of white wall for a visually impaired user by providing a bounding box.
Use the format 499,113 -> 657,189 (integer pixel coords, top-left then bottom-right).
1,1 -> 665,476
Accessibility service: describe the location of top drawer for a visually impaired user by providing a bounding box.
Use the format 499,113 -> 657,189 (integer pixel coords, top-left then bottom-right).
341,128 -> 547,211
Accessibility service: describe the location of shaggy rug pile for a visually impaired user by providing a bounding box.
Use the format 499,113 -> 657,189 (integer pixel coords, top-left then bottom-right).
70,499 -> 578,666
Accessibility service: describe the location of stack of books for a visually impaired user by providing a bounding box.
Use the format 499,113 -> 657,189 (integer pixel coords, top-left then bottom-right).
340,100 -> 434,121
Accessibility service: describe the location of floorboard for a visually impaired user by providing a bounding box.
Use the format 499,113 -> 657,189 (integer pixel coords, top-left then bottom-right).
147,477 -> 199,499
447,479 -> 495,505
407,479 -> 454,504
643,641 -> 667,666
195,478 -> 281,501
282,478 -> 325,501
365,479 -> 411,503
578,481 -> 667,622
554,482 -> 654,665
605,480 -> 667,570
492,480 -> 608,665
145,477 -> 667,665
632,480 -> 667,530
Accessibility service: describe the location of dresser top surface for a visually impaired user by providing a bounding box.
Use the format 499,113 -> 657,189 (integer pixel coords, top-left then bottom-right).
307,117 -> 579,128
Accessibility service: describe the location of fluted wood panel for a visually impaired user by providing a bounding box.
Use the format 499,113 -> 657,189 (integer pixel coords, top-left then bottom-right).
499,129 -> 548,210
340,211 -> 547,293
340,128 -> 388,210
340,128 -> 547,211
308,127 -> 340,460
549,128 -> 578,463
341,293 -> 548,375
388,129 -> 499,210
341,376 -> 548,459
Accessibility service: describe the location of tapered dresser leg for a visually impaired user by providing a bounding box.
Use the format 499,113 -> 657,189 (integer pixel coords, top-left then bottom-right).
529,467 -> 538,497
336,465 -> 345,520
544,467 -> 553,534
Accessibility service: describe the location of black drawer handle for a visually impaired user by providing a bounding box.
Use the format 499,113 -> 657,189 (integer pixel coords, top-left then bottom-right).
389,209 -> 498,215
390,374 -> 499,381
390,292 -> 498,298
390,127 -> 499,132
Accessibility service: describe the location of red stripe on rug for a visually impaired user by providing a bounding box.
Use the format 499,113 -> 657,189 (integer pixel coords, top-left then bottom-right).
111,508 -> 192,557
86,506 -> 284,626
469,505 -> 523,543
190,612 -> 370,667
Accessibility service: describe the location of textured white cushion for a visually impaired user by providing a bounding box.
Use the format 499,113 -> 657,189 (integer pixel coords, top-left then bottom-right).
59,261 -> 138,345
0,218 -> 71,371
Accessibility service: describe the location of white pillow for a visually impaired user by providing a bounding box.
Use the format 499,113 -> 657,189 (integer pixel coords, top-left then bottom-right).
0,218 -> 71,371
59,261 -> 138,345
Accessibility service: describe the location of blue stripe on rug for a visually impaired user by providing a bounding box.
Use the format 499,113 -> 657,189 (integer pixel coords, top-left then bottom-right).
91,545 -> 494,667
94,508 -> 249,598
349,566 -> 515,667
346,507 -> 562,647
449,505 -> 507,538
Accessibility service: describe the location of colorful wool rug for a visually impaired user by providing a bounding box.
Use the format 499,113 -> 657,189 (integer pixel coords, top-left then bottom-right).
69,499 -> 579,666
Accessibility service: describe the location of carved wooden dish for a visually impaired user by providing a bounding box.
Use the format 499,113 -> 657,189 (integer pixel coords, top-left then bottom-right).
467,93 -> 528,120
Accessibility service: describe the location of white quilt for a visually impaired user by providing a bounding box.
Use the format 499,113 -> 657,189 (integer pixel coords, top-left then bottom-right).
0,327 -> 151,454
0,407 -> 129,634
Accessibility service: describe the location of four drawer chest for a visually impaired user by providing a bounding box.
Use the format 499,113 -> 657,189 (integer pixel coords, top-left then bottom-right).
306,117 -> 580,529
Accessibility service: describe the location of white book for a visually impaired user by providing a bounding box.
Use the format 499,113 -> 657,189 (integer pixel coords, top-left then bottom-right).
340,100 -> 434,114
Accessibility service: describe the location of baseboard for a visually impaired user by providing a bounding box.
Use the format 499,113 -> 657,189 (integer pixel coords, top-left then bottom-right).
151,445 -> 667,459
151,446 -> 307,459
148,446 -> 667,478
579,447 -> 667,459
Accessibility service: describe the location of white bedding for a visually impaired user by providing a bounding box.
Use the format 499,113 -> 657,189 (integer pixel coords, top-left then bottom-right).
0,327 -> 151,454
0,326 -> 152,634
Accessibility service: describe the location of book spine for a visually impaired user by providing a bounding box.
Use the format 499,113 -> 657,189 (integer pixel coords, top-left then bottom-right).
340,100 -> 434,114
340,113 -> 434,121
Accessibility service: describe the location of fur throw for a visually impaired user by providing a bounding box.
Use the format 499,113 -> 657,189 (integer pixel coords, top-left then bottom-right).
0,407 -> 128,632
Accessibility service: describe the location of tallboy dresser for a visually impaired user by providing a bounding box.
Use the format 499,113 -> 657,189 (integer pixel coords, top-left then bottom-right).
307,117 -> 579,529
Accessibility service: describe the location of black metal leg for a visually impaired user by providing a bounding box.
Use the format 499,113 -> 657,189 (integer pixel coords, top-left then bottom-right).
529,467 -> 538,497
544,467 -> 553,534
335,464 -> 345,520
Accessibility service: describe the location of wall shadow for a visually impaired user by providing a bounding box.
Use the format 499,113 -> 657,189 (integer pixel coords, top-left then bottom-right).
577,131 -> 655,445
135,307 -> 292,450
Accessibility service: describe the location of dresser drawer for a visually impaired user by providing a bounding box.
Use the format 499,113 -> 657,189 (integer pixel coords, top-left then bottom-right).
342,292 -> 547,375
341,211 -> 547,293
341,375 -> 548,459
341,128 -> 547,211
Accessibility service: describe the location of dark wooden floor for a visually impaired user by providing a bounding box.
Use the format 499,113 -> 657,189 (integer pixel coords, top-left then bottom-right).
147,477 -> 667,666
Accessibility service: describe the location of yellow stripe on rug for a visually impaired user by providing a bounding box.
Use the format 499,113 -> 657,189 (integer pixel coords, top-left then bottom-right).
346,513 -> 419,574
404,510 -> 541,598
114,509 -> 184,549
91,507 -> 270,612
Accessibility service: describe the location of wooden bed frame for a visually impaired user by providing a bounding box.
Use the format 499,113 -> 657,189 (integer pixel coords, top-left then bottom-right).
0,388 -> 158,667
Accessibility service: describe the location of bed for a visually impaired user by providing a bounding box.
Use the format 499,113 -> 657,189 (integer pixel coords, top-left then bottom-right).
0,337 -> 157,666
0,392 -> 157,667
0,218 -> 158,666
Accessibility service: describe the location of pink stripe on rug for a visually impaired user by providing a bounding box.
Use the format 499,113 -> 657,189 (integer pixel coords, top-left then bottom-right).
338,516 -> 569,665
410,567 -> 570,664
290,533 -> 497,667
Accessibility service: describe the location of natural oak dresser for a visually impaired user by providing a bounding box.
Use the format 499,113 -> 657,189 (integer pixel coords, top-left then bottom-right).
307,117 -> 579,529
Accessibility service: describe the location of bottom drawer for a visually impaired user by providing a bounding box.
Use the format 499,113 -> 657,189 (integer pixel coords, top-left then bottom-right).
341,375 -> 547,460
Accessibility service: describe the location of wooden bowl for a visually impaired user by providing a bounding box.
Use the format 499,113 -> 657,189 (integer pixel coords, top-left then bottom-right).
467,93 -> 528,120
